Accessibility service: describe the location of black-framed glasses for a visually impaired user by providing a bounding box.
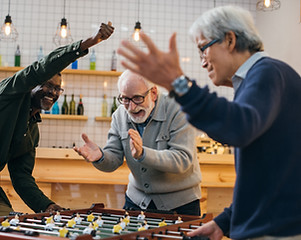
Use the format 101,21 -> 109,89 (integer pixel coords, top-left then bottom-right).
198,39 -> 220,59
41,82 -> 64,94
118,88 -> 152,105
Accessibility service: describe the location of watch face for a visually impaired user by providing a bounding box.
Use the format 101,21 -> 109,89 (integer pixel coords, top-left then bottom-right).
175,76 -> 189,94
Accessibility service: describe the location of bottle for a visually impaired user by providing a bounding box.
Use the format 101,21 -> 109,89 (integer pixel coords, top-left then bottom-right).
111,96 -> 118,116
71,60 -> 78,69
102,94 -> 108,117
51,101 -> 60,114
61,95 -> 69,115
69,94 -> 76,115
90,49 -> 96,70
37,46 -> 44,61
14,45 -> 21,67
77,94 -> 84,115
111,50 -> 117,71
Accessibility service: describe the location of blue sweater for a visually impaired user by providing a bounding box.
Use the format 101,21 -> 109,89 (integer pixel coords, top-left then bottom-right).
177,57 -> 301,239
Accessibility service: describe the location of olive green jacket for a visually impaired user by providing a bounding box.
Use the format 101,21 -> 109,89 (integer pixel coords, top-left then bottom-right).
0,41 -> 87,213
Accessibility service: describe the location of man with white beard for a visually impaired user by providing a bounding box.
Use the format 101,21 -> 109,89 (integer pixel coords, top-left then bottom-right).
74,70 -> 202,216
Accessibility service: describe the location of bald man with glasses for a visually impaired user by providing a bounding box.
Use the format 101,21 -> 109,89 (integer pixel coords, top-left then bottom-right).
74,69 -> 202,216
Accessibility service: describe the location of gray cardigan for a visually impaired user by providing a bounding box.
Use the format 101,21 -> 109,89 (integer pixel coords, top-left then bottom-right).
93,93 -> 202,210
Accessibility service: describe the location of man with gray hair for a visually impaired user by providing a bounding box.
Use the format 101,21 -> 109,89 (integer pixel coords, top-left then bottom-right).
74,70 -> 202,216
117,5 -> 301,240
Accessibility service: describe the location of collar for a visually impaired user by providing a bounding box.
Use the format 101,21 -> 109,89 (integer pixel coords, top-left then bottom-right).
29,110 -> 42,123
232,51 -> 269,92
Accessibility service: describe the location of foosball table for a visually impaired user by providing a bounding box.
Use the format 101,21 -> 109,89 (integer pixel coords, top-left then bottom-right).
0,203 -> 212,240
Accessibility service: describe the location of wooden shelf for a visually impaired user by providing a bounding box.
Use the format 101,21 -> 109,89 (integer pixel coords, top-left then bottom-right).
41,114 -> 88,120
95,116 -> 112,122
0,66 -> 122,76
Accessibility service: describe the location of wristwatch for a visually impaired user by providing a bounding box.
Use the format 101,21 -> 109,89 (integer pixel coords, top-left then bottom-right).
169,75 -> 192,98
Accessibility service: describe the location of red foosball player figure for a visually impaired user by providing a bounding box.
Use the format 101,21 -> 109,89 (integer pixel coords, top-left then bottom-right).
112,220 -> 123,234
86,212 -> 95,222
158,218 -> 167,227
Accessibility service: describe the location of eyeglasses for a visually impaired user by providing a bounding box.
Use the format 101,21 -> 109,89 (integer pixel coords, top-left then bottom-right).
118,88 -> 152,105
198,39 -> 220,59
41,82 -> 64,94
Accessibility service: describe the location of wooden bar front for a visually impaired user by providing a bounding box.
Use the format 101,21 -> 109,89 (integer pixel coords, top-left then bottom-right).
0,148 -> 235,216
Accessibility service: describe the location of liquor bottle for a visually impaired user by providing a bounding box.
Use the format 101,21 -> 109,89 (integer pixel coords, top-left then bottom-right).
61,95 -> 69,114
51,101 -> 60,114
14,45 -> 21,67
77,94 -> 84,115
37,46 -> 44,61
71,60 -> 78,69
90,49 -> 96,70
111,96 -> 118,116
111,50 -> 117,71
69,94 -> 76,115
102,94 -> 108,117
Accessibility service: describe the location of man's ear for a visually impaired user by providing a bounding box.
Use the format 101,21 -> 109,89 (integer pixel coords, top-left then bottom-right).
225,31 -> 236,52
151,86 -> 158,101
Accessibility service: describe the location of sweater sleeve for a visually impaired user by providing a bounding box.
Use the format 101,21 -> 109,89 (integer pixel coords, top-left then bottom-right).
176,61 -> 284,147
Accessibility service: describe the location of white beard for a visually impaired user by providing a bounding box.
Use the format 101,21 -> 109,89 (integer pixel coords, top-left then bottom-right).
128,101 -> 155,124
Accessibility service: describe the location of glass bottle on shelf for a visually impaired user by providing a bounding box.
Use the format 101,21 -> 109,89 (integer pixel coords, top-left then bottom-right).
14,45 -> 21,67
61,95 -> 69,115
77,94 -> 84,115
111,50 -> 117,71
102,94 -> 108,117
37,46 -> 44,61
71,60 -> 78,69
69,94 -> 76,115
90,49 -> 96,70
51,101 -> 60,114
111,96 -> 118,116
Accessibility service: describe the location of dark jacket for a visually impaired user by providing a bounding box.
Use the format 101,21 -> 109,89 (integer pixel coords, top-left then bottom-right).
0,41 -> 87,213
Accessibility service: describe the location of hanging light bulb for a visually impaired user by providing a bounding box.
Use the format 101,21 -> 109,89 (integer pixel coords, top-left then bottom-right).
0,0 -> 18,41
256,0 -> 281,11
133,21 -> 142,42
264,0 -> 271,7
53,0 -> 73,46
132,0 -> 142,42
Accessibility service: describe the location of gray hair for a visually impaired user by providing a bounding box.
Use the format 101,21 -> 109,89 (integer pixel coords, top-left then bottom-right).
117,69 -> 155,92
189,5 -> 264,52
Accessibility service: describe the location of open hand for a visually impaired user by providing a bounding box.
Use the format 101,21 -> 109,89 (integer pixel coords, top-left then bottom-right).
73,133 -> 103,162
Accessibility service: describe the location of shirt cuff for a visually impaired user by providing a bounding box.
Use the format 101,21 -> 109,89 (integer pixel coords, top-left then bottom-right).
134,148 -> 145,162
93,147 -> 105,164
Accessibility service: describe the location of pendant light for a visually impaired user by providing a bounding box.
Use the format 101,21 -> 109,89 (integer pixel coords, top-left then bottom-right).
256,0 -> 281,11
132,0 -> 142,42
0,0 -> 18,41
53,0 -> 73,46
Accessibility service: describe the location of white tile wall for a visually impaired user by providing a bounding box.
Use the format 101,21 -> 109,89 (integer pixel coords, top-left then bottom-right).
0,0 -> 257,148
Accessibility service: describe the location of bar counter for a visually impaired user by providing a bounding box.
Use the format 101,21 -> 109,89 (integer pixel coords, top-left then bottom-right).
0,148 -> 235,216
